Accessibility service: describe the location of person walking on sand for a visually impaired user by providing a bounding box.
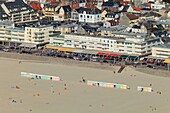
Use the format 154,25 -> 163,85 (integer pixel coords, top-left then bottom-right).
82,77 -> 86,83
18,60 -> 22,64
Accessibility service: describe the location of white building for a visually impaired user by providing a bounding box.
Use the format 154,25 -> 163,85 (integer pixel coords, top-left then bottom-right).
24,25 -> 53,44
78,7 -> 102,23
152,44 -> 170,58
151,1 -> 165,10
0,21 -> 55,46
50,32 -> 162,55
0,0 -> 38,23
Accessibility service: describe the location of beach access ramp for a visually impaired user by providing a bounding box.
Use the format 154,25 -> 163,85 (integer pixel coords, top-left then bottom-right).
117,65 -> 125,73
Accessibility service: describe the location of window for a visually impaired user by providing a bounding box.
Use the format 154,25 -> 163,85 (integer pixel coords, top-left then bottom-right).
87,16 -> 89,18
80,15 -> 83,18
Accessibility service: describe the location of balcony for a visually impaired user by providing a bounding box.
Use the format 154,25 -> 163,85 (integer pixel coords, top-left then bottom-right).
34,39 -> 45,43
156,51 -> 170,55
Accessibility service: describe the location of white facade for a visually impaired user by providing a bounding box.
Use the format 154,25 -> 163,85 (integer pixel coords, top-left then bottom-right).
151,2 -> 165,10
0,21 -> 54,45
79,12 -> 102,23
126,25 -> 147,34
1,1 -> 38,23
25,26 -> 53,44
152,44 -> 170,58
50,33 -> 162,55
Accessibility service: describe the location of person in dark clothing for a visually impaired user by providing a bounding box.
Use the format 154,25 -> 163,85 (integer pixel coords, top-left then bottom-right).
82,77 -> 86,83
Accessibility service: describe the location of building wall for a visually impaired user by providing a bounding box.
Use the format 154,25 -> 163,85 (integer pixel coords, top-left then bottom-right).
0,24 -> 53,45
71,11 -> 79,21
101,10 -> 107,19
50,34 -> 162,55
152,47 -> 170,58
1,3 -> 38,23
25,26 -> 53,44
151,3 -> 165,10
56,26 -> 73,34
0,22 -> 25,44
78,13 -> 102,23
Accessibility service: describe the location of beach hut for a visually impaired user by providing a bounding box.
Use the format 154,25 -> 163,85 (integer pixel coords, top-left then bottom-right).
137,86 -> 152,92
20,72 -> 60,81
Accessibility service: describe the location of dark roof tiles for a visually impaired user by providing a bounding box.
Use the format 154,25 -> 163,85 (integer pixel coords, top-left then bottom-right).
78,7 -> 101,14
102,1 -> 117,7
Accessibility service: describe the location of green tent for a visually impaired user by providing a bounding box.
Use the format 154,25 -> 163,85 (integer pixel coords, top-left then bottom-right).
120,55 -> 129,59
128,56 -> 138,59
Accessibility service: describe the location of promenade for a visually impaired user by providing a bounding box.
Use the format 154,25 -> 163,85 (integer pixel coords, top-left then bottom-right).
0,51 -> 169,77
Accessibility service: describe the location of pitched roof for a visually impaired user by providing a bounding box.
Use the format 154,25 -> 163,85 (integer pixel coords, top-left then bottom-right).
126,13 -> 139,20
30,3 -> 42,10
85,3 -> 97,9
102,1 -> 117,7
80,0 -> 86,3
141,11 -> 161,17
3,0 -> 34,14
121,5 -> 130,12
105,13 -> 116,18
82,25 -> 99,32
108,20 -> 119,24
78,7 -> 101,14
62,5 -> 71,12
0,6 -> 9,20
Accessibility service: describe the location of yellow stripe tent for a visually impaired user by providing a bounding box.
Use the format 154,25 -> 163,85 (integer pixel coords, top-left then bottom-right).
164,59 -> 170,64
45,45 -> 75,52
45,45 -> 60,50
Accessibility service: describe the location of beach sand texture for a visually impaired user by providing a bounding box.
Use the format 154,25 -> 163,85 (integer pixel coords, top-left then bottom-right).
0,58 -> 170,113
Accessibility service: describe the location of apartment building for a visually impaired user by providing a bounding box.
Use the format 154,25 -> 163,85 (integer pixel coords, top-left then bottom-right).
25,25 -> 53,44
152,44 -> 170,58
0,0 -> 38,23
0,21 -> 54,46
0,21 -> 24,46
50,33 -> 162,55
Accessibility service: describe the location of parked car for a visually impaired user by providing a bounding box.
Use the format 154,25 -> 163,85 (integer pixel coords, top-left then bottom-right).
147,65 -> 158,69
2,48 -> 9,52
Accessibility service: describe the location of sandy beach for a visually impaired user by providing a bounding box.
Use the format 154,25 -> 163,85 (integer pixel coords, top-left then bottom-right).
0,57 -> 170,113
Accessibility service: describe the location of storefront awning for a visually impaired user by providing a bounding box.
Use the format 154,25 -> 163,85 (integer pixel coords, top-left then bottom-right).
19,43 -> 36,48
57,48 -> 75,52
120,55 -> 129,59
164,59 -> 170,64
127,56 -> 138,59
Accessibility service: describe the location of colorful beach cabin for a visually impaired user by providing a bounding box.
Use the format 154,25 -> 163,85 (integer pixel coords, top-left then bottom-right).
21,72 -> 60,81
86,80 -> 129,90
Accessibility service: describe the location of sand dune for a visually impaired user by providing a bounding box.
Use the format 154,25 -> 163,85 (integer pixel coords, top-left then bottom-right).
0,57 -> 170,113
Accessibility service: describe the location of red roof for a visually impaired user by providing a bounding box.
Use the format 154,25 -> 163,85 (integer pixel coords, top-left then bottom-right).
133,7 -> 141,11
121,1 -> 129,5
50,1 -> 60,6
85,3 -> 97,9
109,54 -> 121,57
30,3 -> 42,10
97,52 -> 121,57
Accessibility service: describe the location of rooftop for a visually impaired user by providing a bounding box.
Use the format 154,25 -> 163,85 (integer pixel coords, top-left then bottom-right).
155,43 -> 170,49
